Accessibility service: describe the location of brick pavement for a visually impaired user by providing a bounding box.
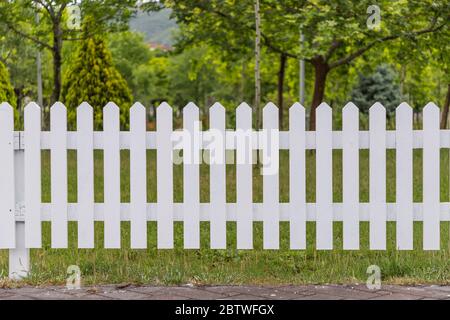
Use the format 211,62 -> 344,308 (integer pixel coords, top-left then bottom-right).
1,284 -> 450,300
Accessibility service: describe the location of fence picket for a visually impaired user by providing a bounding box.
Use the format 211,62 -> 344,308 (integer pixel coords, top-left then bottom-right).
157,102 -> 173,248
103,102 -> 121,248
423,103 -> 440,250
396,103 -> 413,250
236,103 -> 253,249
209,103 -> 226,249
0,103 -> 15,248
369,103 -> 386,250
262,103 -> 279,249
50,102 -> 68,248
289,103 -> 306,249
24,103 -> 41,248
342,102 -> 359,250
77,103 -> 94,248
316,103 -> 333,250
183,103 -> 200,249
130,103 -> 147,248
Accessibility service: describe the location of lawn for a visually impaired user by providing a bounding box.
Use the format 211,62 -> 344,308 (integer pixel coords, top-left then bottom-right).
1,149 -> 450,286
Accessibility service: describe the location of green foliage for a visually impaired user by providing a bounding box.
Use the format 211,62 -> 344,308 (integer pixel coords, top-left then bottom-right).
62,26 -> 133,129
351,65 -> 401,115
0,61 -> 17,108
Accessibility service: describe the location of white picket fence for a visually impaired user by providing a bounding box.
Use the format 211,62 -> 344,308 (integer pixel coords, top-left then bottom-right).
0,100 -> 449,279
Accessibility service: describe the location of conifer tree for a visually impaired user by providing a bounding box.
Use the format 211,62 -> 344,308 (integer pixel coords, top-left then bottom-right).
0,61 -> 16,105
0,61 -> 18,122
351,64 -> 401,115
62,21 -> 133,129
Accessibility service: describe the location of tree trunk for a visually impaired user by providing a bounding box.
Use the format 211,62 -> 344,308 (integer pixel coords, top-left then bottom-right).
309,57 -> 329,130
277,53 -> 287,129
440,84 -> 450,129
51,22 -> 63,104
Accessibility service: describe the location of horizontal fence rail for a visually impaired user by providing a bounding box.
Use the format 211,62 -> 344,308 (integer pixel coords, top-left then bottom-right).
1,100 -> 449,274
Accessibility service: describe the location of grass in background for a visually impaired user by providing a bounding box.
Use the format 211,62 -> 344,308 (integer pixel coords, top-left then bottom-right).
1,150 -> 450,286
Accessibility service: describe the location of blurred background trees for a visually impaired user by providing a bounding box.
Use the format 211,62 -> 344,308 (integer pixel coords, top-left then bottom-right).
0,0 -> 448,130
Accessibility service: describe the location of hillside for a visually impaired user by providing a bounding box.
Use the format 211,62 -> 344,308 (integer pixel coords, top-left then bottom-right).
129,9 -> 177,46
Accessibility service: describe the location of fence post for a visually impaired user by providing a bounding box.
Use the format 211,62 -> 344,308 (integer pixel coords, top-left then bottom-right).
9,133 -> 30,280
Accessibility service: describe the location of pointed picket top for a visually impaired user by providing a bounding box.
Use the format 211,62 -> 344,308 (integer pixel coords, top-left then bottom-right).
369,102 -> 386,115
130,102 -> 146,128
290,102 -> 305,112
157,101 -> 172,115
25,102 -> 41,130
343,102 -> 359,113
25,101 -> 41,116
424,102 -> 439,113
183,102 -> 199,115
316,102 -> 331,116
263,102 -> 278,118
0,102 -> 13,116
77,101 -> 92,113
210,102 -> 225,113
130,101 -> 145,113
50,101 -> 67,117
103,101 -> 119,114
396,102 -> 412,117
289,102 -> 305,118
236,102 -> 252,112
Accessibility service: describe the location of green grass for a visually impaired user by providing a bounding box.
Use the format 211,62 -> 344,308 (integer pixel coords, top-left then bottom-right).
1,149 -> 450,286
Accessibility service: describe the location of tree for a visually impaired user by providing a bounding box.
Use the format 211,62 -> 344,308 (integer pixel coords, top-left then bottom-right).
0,61 -> 18,121
0,0 -> 138,104
108,31 -> 152,98
156,0 -> 449,129
351,64 -> 401,115
0,61 -> 16,104
62,22 -> 133,129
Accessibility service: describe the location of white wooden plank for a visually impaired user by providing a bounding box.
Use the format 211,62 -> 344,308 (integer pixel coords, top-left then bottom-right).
369,102 -> 386,250
130,103 -> 147,249
0,103 -> 15,248
316,103 -> 333,250
209,103 -> 226,249
423,102 -> 440,250
262,102 -> 279,249
157,102 -> 173,248
396,103 -> 413,250
77,102 -> 94,248
183,102 -> 200,249
24,102 -> 42,248
50,102 -> 68,248
236,103 -> 253,249
289,103 -> 306,249
342,102 -> 359,250
103,102 -> 121,248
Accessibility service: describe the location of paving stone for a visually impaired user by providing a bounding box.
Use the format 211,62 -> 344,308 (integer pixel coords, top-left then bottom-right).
157,287 -> 225,300
201,286 -> 242,296
219,294 -> 266,300
369,293 -> 422,300
1,285 -> 449,300
95,290 -> 151,300
311,285 -> 382,299
150,293 -> 191,300
126,286 -> 165,295
277,285 -> 313,295
292,294 -> 344,300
